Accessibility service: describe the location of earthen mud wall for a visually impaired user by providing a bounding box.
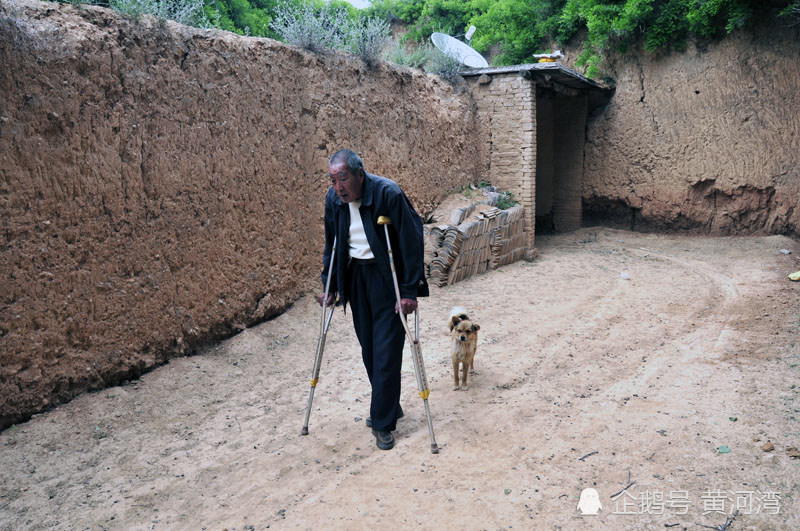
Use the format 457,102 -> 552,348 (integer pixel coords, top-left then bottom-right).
0,0 -> 482,428
582,23 -> 800,235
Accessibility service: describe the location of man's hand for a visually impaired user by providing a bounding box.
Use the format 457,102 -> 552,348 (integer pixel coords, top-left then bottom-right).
395,298 -> 417,315
317,293 -> 335,307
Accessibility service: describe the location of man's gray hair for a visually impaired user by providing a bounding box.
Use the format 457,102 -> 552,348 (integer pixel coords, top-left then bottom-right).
329,149 -> 364,175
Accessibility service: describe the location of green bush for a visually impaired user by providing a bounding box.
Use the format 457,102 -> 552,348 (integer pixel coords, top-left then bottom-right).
461,182 -> 516,209
204,0 -> 276,37
383,39 -> 433,68
469,0 -> 564,66
109,0 -> 212,26
365,0 -> 799,78
349,15 -> 391,67
494,191 -> 516,210
781,1 -> 800,23
364,0 -> 427,24
58,0 -> 800,78
556,0 -> 791,77
58,0 -> 213,27
269,0 -> 353,51
425,45 -> 462,79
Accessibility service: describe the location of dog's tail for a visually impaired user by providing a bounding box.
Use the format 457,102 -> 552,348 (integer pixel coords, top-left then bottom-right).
449,307 -> 469,330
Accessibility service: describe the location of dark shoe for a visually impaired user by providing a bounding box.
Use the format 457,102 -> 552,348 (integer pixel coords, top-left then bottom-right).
372,429 -> 395,450
366,405 -> 404,428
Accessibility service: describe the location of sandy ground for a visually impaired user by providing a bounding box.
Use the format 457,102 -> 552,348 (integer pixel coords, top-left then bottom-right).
2,228 -> 799,530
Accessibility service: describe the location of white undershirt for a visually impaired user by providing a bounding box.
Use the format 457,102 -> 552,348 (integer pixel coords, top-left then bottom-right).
348,200 -> 374,259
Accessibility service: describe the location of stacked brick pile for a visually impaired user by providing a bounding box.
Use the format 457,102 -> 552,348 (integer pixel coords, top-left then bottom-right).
424,205 -> 528,286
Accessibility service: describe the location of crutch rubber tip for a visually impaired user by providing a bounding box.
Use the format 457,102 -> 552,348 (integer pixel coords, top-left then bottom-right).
431,444 -> 440,454
301,427 -> 309,435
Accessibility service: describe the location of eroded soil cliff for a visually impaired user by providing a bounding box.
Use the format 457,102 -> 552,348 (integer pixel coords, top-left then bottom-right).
582,23 -> 800,236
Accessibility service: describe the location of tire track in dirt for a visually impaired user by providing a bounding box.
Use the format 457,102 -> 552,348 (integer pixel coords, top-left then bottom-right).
1,229 -> 798,530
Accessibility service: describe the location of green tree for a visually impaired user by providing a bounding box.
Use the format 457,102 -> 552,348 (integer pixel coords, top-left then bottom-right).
469,0 -> 565,65
409,0 -> 481,40
205,0 -> 281,37
364,0 -> 428,24
64,0 -> 800,77
557,0 -> 793,77
204,0 -> 357,38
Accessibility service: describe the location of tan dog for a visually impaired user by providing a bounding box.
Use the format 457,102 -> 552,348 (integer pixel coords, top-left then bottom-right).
449,308 -> 480,390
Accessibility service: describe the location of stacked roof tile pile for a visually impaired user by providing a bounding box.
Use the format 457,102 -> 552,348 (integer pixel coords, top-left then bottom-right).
489,205 -> 527,268
449,203 -> 476,225
424,204 -> 527,286
425,224 -> 463,286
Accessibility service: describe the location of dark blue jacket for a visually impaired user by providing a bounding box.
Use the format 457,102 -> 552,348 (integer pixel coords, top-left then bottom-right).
322,173 -> 429,308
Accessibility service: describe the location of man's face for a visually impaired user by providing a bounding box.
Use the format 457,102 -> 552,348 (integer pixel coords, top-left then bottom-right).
328,161 -> 364,203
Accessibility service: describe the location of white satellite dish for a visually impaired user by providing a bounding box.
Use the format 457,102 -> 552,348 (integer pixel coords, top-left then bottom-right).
431,32 -> 489,69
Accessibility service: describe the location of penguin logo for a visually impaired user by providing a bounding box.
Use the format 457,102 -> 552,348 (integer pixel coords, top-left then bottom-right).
577,488 -> 602,515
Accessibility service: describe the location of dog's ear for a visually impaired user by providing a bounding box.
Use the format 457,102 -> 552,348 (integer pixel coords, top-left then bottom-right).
449,315 -> 462,331
471,323 -> 480,332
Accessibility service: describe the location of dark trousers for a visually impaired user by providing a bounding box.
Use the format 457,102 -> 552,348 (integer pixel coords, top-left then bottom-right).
348,261 -> 406,432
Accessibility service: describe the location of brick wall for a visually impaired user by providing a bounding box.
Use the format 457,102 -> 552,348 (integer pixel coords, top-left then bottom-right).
467,72 -> 593,242
552,93 -> 587,231
467,74 -> 537,254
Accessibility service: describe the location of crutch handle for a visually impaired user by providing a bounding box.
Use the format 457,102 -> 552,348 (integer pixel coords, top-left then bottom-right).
377,215 -> 391,225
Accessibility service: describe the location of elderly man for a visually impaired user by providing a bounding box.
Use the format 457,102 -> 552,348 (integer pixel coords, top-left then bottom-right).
319,149 -> 428,450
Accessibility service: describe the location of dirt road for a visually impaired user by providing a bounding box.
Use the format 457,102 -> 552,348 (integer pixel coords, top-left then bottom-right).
2,228 -> 799,530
